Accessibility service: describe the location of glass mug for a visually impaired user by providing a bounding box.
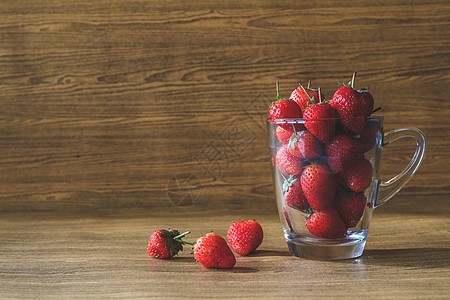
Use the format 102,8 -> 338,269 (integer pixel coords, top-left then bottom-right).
267,116 -> 426,260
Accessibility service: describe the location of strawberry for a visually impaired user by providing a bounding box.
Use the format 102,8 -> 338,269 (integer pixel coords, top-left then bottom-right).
325,133 -> 363,174
147,229 -> 193,259
335,191 -> 367,228
303,89 -> 337,143
276,145 -> 303,176
276,125 -> 294,144
359,122 -> 378,153
290,81 -> 324,112
300,164 -> 337,210
283,175 -> 309,210
306,208 -> 347,239
194,233 -> 236,269
227,220 -> 264,256
331,72 -> 374,134
339,157 -> 373,192
269,83 -> 303,130
360,91 -> 374,116
287,130 -> 324,160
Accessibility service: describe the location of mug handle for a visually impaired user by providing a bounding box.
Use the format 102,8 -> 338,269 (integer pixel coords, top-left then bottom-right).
374,128 -> 426,208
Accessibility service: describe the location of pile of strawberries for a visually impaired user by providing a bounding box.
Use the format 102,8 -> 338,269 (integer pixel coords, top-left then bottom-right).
269,72 -> 379,239
147,220 -> 263,269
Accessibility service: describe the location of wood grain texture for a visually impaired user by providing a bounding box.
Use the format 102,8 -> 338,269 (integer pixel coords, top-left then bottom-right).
0,211 -> 449,298
0,0 -> 449,214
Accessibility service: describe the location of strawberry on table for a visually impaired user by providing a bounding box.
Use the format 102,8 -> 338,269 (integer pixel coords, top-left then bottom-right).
283,175 -> 309,211
335,190 -> 367,228
303,88 -> 337,143
194,233 -> 236,269
339,157 -> 373,193
269,83 -> 303,131
276,144 -> 303,176
290,81 -> 324,112
325,133 -> 363,174
300,163 -> 337,210
306,208 -> 347,239
227,220 -> 264,256
287,130 -> 324,160
147,229 -> 193,259
331,71 -> 374,134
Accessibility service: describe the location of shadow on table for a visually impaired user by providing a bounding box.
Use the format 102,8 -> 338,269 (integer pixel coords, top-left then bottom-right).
359,247 -> 450,269
164,256 -> 197,263
249,249 -> 291,257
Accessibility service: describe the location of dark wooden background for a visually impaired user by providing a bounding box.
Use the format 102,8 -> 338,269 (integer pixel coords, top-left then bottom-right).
1,0 -> 449,216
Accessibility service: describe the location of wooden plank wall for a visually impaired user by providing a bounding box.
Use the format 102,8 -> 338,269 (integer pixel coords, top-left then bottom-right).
0,0 -> 448,215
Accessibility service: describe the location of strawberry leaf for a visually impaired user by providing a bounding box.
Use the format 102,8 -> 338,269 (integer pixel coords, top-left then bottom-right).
282,175 -> 297,192
287,135 -> 297,151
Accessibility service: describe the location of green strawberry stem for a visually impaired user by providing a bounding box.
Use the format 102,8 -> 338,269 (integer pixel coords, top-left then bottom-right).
282,174 -> 297,192
318,87 -> 322,104
372,107 -> 381,114
299,83 -> 315,105
303,207 -> 316,219
276,82 -> 292,102
178,240 -> 195,245
173,231 -> 195,245
173,231 -> 191,240
276,82 -> 282,101
351,71 -> 357,89
291,204 -> 303,211
287,135 -> 295,151
307,80 -> 311,89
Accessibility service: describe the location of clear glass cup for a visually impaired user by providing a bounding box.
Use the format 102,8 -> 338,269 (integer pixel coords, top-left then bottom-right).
267,116 -> 426,260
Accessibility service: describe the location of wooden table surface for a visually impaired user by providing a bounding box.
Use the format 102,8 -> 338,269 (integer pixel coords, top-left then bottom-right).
1,199 -> 449,299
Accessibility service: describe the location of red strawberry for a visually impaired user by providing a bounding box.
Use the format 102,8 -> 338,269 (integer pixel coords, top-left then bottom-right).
194,233 -> 236,269
276,145 -> 303,176
269,83 -> 303,130
276,125 -> 294,144
325,133 -> 363,174
331,72 -> 374,134
306,208 -> 347,239
339,157 -> 373,192
335,191 -> 367,228
287,130 -> 324,160
300,164 -> 337,210
303,90 -> 337,143
359,122 -> 378,153
227,220 -> 264,256
283,175 -> 309,210
147,229 -> 192,259
290,81 -> 324,112
360,91 -> 375,116
269,98 -> 302,120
